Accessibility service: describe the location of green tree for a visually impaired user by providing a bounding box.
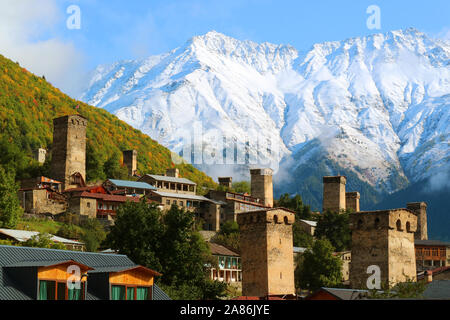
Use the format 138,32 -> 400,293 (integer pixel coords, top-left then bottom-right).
368,277 -> 427,299
0,166 -> 23,228
295,238 -> 343,292
277,193 -> 314,248
22,232 -> 67,250
105,201 -> 226,299
105,200 -> 164,272
103,153 -> 129,180
231,181 -> 250,194
277,193 -> 312,220
212,220 -> 240,253
80,218 -> 107,252
314,209 -> 351,252
293,225 -> 314,248
86,143 -> 106,183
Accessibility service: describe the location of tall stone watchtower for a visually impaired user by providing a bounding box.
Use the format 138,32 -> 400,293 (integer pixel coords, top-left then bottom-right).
346,191 -> 360,212
237,208 -> 295,297
123,150 -> 137,177
50,115 -> 87,190
349,209 -> 417,289
250,168 -> 273,207
218,177 -> 232,189
322,176 -> 346,213
406,202 -> 428,240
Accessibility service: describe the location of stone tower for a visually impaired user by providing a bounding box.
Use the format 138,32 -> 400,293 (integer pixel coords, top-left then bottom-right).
406,202 -> 428,240
349,209 -> 417,289
346,191 -> 360,212
34,148 -> 47,164
50,115 -> 87,190
237,208 -> 295,297
250,168 -> 273,207
322,176 -> 346,213
123,150 -> 137,177
165,168 -> 179,178
218,177 -> 232,189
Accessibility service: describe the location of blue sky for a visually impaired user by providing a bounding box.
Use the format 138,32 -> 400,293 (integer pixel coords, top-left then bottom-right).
1,0 -> 448,95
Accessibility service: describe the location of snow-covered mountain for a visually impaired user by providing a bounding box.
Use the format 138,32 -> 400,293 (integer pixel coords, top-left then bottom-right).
80,28 -> 450,206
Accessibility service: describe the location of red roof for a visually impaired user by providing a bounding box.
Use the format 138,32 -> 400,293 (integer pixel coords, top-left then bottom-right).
76,192 -> 156,204
64,185 -> 106,193
39,176 -> 62,184
78,192 -> 141,203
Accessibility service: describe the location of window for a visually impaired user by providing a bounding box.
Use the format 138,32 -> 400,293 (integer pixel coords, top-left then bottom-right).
406,221 -> 411,232
87,202 -> 90,208
111,285 -> 151,300
396,219 -> 402,231
39,280 -> 84,300
166,199 -> 170,205
374,218 -> 380,229
179,201 -> 183,206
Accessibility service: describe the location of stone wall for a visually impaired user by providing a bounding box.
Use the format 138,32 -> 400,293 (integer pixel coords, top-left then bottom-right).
250,168 -> 273,208
406,202 -> 428,240
123,150 -> 137,177
349,209 -> 417,289
322,176 -> 346,213
237,208 -> 295,297
345,192 -> 360,212
19,189 -> 66,215
50,115 -> 87,190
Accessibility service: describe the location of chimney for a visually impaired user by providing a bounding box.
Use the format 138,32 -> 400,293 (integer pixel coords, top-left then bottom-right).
123,150 -> 137,176
250,168 -> 273,207
322,176 -> 346,213
218,177 -> 232,189
166,168 -> 179,178
425,270 -> 433,283
406,202 -> 428,240
346,192 -> 360,212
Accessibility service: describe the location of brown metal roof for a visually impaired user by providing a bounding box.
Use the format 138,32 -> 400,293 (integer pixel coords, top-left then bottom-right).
208,242 -> 239,257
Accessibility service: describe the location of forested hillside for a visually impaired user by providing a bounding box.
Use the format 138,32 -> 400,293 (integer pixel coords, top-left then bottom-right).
0,54 -> 216,192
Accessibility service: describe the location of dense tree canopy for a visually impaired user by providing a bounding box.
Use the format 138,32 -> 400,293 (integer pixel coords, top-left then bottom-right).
314,209 -> 351,252
105,200 -> 226,299
0,53 -> 216,190
0,166 -> 23,228
295,238 -> 343,291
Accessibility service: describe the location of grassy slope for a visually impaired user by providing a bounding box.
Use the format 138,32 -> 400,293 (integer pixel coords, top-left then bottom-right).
0,54 -> 216,192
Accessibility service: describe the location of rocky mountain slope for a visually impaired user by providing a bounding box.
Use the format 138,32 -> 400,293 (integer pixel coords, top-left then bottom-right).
81,28 -> 450,211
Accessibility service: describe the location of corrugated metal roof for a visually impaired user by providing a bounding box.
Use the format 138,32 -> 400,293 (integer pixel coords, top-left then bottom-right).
0,229 -> 83,245
150,190 -> 210,202
209,243 -> 239,257
107,179 -> 157,190
142,174 -> 196,185
153,284 -> 171,300
299,219 -> 317,227
415,239 -> 450,246
0,245 -> 138,300
423,280 -> 450,299
293,247 -> 308,253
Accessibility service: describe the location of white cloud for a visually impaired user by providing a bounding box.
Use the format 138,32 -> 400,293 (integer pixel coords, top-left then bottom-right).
0,0 -> 86,96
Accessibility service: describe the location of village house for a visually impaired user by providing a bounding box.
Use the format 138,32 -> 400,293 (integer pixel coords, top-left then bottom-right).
0,245 -> 170,300
0,229 -> 85,251
415,239 -> 450,271
139,169 -> 197,194
103,179 -> 156,196
208,242 -> 242,284
18,176 -> 66,215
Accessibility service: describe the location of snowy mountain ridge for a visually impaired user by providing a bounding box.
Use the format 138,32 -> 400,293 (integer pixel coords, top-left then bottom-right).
80,28 -> 450,197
